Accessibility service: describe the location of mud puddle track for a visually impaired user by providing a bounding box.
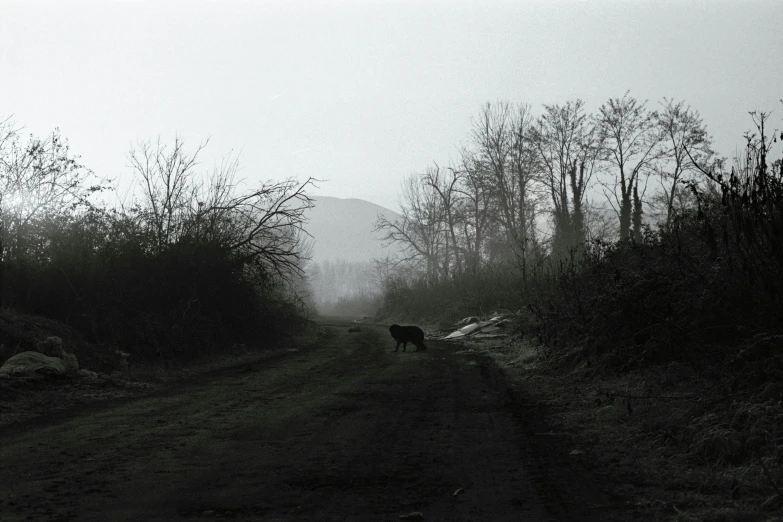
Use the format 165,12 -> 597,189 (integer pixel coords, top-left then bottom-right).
0,323 -> 610,521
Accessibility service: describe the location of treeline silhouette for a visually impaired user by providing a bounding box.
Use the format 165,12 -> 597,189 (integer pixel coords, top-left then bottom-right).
307,259 -> 382,317
377,96 -> 782,362
533,112 -> 783,370
0,119 -> 314,359
377,99 -> 783,470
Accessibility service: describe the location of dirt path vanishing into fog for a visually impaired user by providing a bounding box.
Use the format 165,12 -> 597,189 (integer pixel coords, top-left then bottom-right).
0,320 -> 616,522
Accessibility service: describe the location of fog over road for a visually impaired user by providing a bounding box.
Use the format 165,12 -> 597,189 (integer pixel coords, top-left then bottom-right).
0,321 -> 613,521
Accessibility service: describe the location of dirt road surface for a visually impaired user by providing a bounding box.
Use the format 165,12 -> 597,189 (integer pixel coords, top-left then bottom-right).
0,320 -> 616,521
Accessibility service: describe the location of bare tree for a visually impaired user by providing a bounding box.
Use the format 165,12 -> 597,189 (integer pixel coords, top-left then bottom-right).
655,98 -> 714,227
470,102 -> 513,259
128,136 -> 208,254
453,148 -> 492,273
219,176 -> 316,282
596,92 -> 662,239
0,119 -> 100,303
533,99 -> 601,256
470,102 -> 539,260
375,173 -> 447,285
508,103 -> 541,258
129,136 -> 316,282
424,163 -> 464,278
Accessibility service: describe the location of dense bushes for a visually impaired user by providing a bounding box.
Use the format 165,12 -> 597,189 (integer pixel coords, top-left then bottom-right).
16,232 -> 282,357
380,109 -> 783,371
531,113 -> 783,370
380,262 -> 525,322
0,123 -> 314,359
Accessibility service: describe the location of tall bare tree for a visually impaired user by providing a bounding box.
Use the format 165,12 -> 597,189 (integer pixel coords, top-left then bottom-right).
596,92 -> 662,239
423,163 -> 465,278
453,148 -> 492,273
375,173 -> 447,285
655,98 -> 714,227
534,99 -> 601,256
471,104 -> 543,287
470,102 -> 513,258
508,103 -> 540,258
471,102 -> 540,261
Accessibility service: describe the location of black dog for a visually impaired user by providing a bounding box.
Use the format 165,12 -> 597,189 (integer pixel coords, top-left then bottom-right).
389,324 -> 427,352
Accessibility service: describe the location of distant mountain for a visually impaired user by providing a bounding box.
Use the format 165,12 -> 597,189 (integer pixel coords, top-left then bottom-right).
304,196 -> 402,263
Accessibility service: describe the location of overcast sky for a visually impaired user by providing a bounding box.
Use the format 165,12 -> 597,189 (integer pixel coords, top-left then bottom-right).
2,0 -> 782,210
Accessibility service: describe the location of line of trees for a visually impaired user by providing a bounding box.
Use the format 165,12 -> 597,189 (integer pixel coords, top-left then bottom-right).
376,97 -> 783,480
307,258 -> 380,315
376,93 -> 717,286
0,116 -> 315,358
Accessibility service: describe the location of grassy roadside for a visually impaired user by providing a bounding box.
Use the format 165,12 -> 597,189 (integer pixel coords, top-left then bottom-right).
462,331 -> 783,522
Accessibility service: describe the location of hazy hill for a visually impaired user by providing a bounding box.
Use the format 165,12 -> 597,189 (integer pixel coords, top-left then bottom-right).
304,196 -> 402,263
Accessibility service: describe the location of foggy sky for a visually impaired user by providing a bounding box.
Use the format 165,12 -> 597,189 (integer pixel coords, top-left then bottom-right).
2,0 -> 781,211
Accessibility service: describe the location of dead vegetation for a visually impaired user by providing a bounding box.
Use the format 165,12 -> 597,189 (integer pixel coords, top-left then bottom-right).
375,109 -> 783,520
515,356 -> 783,521
435,313 -> 782,520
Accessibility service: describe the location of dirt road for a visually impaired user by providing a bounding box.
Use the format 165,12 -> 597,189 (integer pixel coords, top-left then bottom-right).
0,321 -> 613,521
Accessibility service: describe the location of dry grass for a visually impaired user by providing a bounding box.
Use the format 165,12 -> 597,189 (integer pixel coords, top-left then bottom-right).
488,336 -> 783,521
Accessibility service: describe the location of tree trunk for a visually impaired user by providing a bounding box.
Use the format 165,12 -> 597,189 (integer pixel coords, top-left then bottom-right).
0,228 -> 5,308
632,179 -> 643,241
569,162 -> 585,246
619,195 -> 632,239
